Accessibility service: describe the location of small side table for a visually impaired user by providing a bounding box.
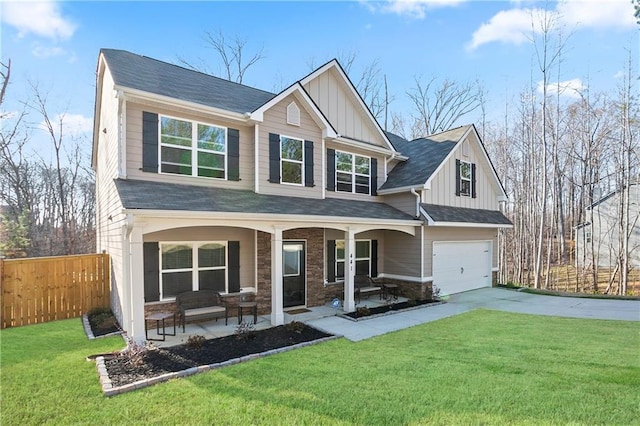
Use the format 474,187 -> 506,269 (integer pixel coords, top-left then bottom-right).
145,312 -> 176,341
383,283 -> 400,300
237,301 -> 258,324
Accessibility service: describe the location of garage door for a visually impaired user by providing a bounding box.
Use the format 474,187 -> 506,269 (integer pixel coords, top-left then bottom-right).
432,241 -> 491,295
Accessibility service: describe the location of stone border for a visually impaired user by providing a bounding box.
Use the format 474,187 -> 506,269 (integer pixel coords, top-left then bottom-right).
339,301 -> 446,322
95,334 -> 341,396
82,314 -> 123,340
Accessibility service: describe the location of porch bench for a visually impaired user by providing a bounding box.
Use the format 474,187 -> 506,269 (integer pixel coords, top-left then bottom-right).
176,290 -> 228,332
355,275 -> 382,304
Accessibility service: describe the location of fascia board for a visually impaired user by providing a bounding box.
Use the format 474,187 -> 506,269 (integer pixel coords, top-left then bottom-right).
332,136 -> 397,156
427,221 -> 513,228
114,86 -> 249,122
377,185 -> 425,195
92,54 -> 107,170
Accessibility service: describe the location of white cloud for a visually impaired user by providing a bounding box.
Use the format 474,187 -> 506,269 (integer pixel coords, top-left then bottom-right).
537,78 -> 584,98
2,1 -> 76,40
39,113 -> 93,138
366,0 -> 466,19
31,44 -> 67,59
468,0 -> 636,50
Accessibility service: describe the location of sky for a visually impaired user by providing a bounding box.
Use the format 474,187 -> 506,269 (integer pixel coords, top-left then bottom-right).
0,0 -> 638,159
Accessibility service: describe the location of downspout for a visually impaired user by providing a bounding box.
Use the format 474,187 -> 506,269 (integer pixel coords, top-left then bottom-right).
410,188 -> 421,219
122,213 -> 134,337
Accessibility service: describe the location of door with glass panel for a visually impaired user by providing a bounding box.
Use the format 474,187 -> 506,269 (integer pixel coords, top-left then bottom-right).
282,241 -> 306,308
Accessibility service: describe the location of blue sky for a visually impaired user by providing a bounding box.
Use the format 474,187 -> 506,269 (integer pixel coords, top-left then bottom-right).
1,0 -> 637,155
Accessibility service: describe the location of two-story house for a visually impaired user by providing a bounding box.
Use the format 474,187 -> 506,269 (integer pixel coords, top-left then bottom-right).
92,49 -> 512,342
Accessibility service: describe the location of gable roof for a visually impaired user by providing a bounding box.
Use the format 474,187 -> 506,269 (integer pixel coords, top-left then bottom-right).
115,179 -> 417,222
100,49 -> 276,114
379,127 -> 467,191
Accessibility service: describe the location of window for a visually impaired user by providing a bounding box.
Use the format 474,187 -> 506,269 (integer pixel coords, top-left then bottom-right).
160,116 -> 226,179
335,240 -> 371,280
459,160 -> 472,197
281,135 -> 304,185
159,242 -> 227,299
336,151 -> 370,194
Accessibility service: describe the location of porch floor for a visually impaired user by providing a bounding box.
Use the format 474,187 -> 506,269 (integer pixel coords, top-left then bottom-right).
148,295 -> 406,348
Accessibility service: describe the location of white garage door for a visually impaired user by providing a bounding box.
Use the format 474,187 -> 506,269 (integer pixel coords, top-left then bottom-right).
433,241 -> 492,295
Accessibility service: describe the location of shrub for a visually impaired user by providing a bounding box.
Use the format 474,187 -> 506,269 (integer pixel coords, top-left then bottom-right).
186,335 -> 206,349
235,321 -> 256,339
355,306 -> 371,318
285,321 -> 305,334
118,336 -> 151,367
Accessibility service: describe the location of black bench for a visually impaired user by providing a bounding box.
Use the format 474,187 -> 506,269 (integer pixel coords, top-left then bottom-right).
355,275 -> 382,304
175,290 -> 228,332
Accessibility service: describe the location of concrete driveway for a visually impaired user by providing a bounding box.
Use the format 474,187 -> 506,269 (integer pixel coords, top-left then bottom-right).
306,287 -> 640,342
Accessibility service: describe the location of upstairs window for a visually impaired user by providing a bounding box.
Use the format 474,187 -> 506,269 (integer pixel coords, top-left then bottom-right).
336,151 -> 370,194
459,160 -> 472,197
281,135 -> 304,185
160,116 -> 226,179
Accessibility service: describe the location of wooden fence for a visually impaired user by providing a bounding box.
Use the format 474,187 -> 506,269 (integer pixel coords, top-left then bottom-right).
1,253 -> 110,329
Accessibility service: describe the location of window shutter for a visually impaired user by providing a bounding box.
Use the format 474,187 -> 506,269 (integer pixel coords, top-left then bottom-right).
268,133 -> 280,183
304,140 -> 314,187
471,163 -> 477,198
370,158 -> 378,196
326,149 -> 335,191
228,128 -> 240,181
371,240 -> 378,277
228,241 -> 240,293
455,159 -> 461,196
142,112 -> 159,173
143,242 -> 160,302
327,240 -> 336,282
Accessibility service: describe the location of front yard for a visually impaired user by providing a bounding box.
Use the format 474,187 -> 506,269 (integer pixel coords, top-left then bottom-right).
1,310 -> 638,425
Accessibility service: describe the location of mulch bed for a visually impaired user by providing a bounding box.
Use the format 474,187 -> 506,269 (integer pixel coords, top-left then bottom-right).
103,325 -> 333,387
87,309 -> 121,337
345,299 -> 440,319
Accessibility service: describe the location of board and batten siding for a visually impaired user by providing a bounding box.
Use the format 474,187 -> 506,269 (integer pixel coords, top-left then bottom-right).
423,227 -> 498,276
423,135 -> 500,210
145,227 -> 256,289
95,66 -> 127,325
258,94 -> 323,198
383,229 -> 422,278
125,101 -> 254,190
303,67 -> 386,147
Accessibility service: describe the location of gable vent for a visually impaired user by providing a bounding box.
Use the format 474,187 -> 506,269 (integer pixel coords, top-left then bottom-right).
287,102 -> 300,126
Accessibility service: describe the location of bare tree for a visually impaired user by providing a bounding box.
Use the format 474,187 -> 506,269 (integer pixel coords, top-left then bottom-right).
179,30 -> 264,84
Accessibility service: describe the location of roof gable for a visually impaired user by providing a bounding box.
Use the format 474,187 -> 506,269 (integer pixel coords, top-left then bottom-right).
100,49 -> 275,114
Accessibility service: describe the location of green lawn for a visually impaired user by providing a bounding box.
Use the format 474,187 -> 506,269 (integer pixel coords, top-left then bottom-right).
1,310 -> 638,425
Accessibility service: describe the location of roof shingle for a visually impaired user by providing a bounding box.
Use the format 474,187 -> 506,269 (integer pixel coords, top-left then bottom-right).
421,203 -> 512,225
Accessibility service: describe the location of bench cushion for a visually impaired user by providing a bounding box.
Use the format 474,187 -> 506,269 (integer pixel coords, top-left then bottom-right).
184,306 -> 226,317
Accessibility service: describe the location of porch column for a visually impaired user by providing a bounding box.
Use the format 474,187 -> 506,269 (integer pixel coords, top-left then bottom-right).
343,228 -> 356,312
271,227 -> 285,325
129,227 -> 146,343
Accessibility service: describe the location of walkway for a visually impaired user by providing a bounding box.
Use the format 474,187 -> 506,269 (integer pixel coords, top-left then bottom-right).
306,288 -> 640,342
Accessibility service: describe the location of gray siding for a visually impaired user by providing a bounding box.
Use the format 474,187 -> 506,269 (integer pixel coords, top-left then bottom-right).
383,229 -> 422,278
382,192 -> 418,217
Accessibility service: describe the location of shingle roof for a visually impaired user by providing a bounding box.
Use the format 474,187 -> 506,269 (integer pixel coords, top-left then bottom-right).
421,203 -> 512,225
381,126 -> 470,190
115,179 -> 418,222
101,49 -> 276,114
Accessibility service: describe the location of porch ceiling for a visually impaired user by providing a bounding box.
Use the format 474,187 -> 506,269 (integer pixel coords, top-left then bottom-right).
115,179 -> 420,228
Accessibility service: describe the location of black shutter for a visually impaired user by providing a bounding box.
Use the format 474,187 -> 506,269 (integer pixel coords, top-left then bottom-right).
142,112 -> 158,173
370,158 -> 378,196
143,242 -> 160,302
304,140 -> 314,187
228,128 -> 240,181
471,163 -> 477,198
268,133 -> 280,183
326,149 -> 336,191
327,240 -> 336,282
228,241 -> 240,293
371,240 -> 378,277
455,159 -> 461,196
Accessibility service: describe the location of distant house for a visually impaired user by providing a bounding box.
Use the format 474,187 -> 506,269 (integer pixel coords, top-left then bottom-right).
575,184 -> 640,269
92,49 -> 512,342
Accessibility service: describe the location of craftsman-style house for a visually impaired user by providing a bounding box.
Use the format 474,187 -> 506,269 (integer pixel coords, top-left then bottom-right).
92,49 -> 511,341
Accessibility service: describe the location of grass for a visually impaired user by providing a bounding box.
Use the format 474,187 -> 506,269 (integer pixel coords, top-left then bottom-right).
2,310 -> 639,425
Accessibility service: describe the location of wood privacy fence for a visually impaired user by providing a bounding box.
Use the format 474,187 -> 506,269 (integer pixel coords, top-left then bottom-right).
1,253 -> 110,329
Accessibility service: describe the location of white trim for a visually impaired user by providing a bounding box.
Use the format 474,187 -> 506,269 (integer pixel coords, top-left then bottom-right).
283,240 -> 307,306
379,273 -> 432,283
279,134 -> 305,186
299,60 -> 396,153
492,267 -> 499,272
332,136 -> 398,157
321,138 -> 326,199
334,150 -> 371,195
286,101 -> 300,126
459,159 -> 472,197
117,90 -> 127,179
254,123 -> 260,193
427,221 -> 513,229
114,85 -> 248,122
377,184 -> 425,195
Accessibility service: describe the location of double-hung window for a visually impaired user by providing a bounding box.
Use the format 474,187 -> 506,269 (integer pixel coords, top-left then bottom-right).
159,242 -> 227,299
459,160 -> 472,197
160,116 -> 227,179
336,151 -> 370,194
281,136 -> 304,185
335,240 -> 371,279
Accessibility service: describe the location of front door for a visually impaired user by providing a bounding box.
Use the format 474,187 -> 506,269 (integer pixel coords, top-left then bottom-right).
283,241 -> 305,308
